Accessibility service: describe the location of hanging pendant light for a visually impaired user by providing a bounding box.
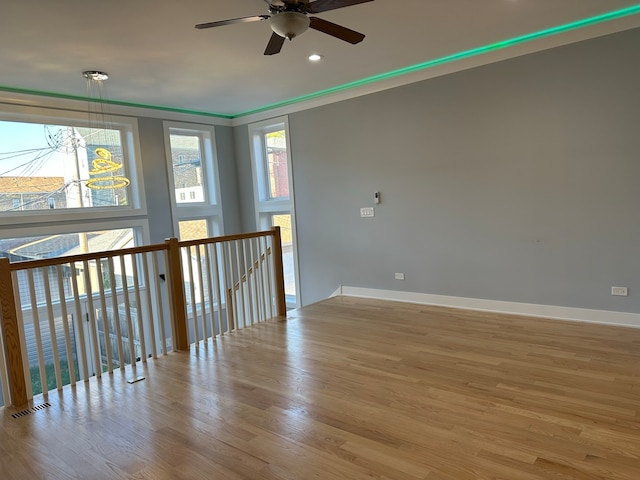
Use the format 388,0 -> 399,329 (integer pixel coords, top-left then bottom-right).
82,70 -> 130,191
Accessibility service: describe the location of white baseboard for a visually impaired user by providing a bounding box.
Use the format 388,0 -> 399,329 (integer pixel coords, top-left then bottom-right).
331,286 -> 640,329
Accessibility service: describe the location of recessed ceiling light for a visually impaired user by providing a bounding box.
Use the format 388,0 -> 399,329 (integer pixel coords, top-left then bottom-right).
308,54 -> 323,62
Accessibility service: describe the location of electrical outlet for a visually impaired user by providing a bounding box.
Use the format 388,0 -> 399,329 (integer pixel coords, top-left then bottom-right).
611,286 -> 628,296
395,272 -> 405,280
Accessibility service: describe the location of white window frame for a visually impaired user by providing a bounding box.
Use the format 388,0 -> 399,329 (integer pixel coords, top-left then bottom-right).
249,116 -> 300,308
0,103 -> 146,225
163,121 -> 223,239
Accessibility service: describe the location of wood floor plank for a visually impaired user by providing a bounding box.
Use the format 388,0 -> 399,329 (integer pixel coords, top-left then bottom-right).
2,296 -> 640,479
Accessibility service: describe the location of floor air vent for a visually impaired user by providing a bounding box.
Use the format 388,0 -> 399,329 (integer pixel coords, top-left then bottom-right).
11,409 -> 31,419
11,402 -> 52,419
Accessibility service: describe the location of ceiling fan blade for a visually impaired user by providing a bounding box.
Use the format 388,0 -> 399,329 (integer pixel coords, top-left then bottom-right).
309,17 -> 365,44
195,15 -> 270,29
264,32 -> 286,55
307,0 -> 374,14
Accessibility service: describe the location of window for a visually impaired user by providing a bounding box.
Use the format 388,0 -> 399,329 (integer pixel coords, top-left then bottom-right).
178,219 -> 209,242
249,116 -> 300,307
164,122 -> 223,239
0,105 -> 145,225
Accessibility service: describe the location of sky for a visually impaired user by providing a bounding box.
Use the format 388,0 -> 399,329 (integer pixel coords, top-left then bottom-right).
0,120 -> 121,179
0,121 -> 69,177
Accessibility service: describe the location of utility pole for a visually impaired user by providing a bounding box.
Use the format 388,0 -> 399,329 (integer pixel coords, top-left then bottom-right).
68,127 -> 89,254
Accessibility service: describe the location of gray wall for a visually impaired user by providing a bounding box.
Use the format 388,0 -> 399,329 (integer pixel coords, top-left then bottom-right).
138,117 -> 174,243
233,124 -> 257,233
272,28 -> 640,312
215,125 -> 243,235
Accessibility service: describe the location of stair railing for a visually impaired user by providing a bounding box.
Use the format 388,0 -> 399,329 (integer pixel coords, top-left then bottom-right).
0,227 -> 286,407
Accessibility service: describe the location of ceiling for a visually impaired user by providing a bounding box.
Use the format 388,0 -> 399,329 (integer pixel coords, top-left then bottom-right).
1,1 -> 639,120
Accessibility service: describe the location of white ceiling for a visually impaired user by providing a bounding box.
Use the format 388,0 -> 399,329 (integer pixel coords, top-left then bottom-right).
1,1 -> 639,119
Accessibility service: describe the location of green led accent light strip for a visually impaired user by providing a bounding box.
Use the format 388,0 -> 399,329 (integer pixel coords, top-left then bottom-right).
235,4 -> 640,118
0,86 -> 235,120
1,5 -> 639,120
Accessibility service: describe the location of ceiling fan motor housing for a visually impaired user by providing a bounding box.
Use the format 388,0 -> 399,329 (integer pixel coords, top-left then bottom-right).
270,11 -> 310,39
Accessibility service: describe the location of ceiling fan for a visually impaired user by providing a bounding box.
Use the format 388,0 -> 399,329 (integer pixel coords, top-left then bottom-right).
195,0 -> 374,55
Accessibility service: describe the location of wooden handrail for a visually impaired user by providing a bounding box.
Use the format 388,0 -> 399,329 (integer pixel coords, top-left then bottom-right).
7,243 -> 168,272
7,230 -> 280,273
0,258 -> 28,406
178,230 -> 275,249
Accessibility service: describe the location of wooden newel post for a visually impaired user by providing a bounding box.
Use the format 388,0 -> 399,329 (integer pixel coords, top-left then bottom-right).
271,227 -> 287,317
165,238 -> 189,351
0,257 -> 28,406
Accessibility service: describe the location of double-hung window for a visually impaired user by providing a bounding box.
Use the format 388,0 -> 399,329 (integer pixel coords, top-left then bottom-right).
249,116 -> 300,307
163,122 -> 223,240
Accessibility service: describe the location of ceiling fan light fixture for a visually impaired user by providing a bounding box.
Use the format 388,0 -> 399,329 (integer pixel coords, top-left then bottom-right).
82,70 -> 109,81
270,12 -> 310,40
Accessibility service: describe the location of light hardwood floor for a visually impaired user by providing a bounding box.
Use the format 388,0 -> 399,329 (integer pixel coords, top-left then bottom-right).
1,296 -> 640,479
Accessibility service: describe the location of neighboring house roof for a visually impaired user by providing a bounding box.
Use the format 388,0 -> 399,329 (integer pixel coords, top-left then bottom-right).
64,229 -> 133,256
4,230 -> 133,260
0,176 -> 65,193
